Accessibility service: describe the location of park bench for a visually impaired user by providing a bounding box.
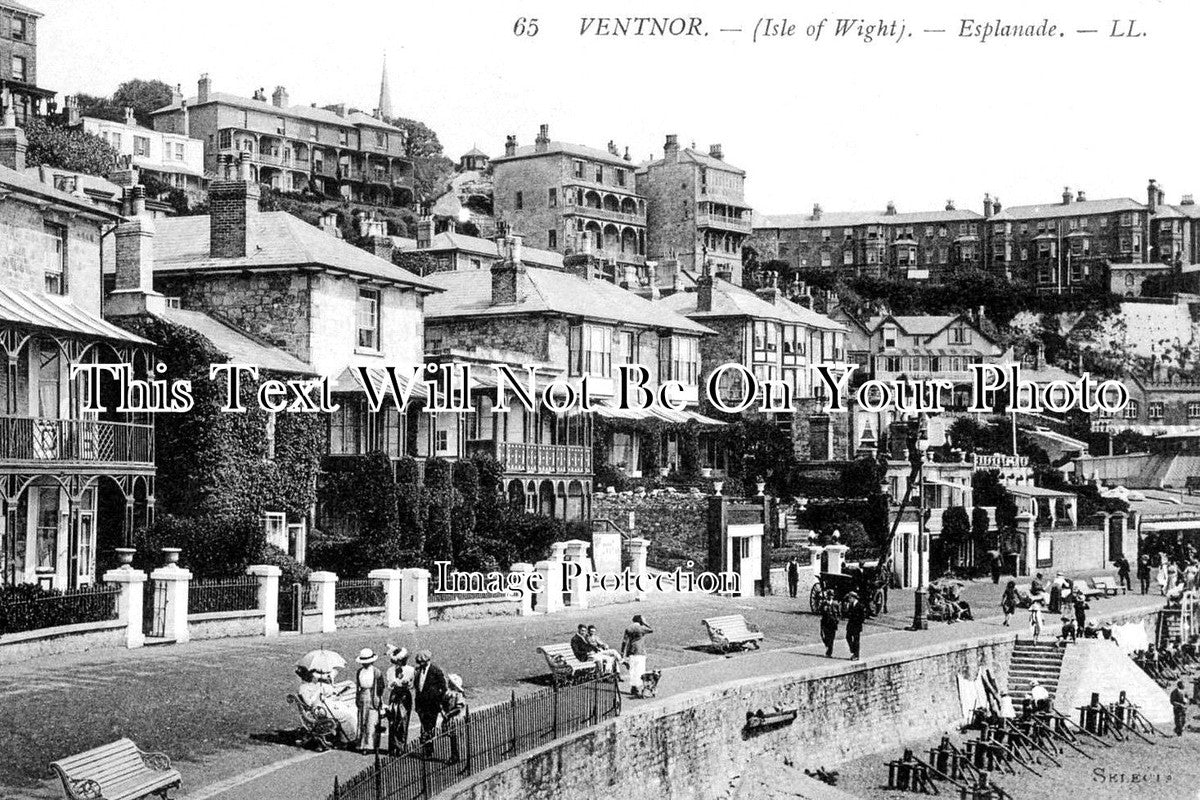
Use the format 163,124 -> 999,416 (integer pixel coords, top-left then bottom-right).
286,693 -> 342,751
1072,579 -> 1105,601
51,738 -> 181,800
702,614 -> 764,654
537,643 -> 597,687
1091,575 -> 1126,597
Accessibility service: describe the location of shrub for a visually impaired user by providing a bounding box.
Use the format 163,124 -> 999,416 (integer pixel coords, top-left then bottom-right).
133,514 -> 266,577
424,458 -> 454,563
21,118 -> 119,176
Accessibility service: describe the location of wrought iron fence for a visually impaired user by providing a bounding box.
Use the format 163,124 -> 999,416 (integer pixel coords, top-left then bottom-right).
188,576 -> 259,615
278,582 -> 318,632
336,579 -> 385,610
329,673 -> 621,800
0,584 -> 120,636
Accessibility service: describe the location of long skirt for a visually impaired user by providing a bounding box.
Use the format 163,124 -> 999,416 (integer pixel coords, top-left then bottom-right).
626,654 -> 647,693
357,704 -> 380,751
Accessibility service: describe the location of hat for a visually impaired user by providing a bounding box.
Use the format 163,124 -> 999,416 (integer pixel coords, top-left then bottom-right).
415,649 -> 432,664
356,648 -> 378,664
447,673 -> 464,692
388,645 -> 409,663
846,591 -> 859,600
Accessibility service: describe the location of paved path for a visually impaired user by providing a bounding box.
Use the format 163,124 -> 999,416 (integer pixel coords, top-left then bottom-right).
0,576 -> 1163,800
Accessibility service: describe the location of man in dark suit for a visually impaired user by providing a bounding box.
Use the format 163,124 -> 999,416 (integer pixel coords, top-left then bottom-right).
786,558 -> 800,598
570,624 -> 591,663
1171,680 -> 1188,736
413,650 -> 449,755
845,591 -> 866,661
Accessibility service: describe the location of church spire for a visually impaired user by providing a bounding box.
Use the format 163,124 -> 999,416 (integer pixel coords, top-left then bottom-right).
377,53 -> 393,120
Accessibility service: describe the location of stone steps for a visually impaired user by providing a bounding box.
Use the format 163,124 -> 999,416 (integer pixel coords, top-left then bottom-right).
1007,639 -> 1067,702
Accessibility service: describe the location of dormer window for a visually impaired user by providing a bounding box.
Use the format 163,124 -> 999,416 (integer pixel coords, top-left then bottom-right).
882,326 -> 897,348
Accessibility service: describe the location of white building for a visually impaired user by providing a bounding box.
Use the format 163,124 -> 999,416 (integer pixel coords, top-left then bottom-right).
73,106 -> 206,202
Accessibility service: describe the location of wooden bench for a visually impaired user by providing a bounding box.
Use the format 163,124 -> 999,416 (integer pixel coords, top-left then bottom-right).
1072,579 -> 1105,601
537,643 -> 597,687
702,614 -> 764,654
1091,576 -> 1126,596
51,738 -> 181,800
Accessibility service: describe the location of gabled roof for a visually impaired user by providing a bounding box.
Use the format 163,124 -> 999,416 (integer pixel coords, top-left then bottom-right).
0,164 -> 121,221
991,197 -> 1145,221
639,148 -> 745,176
156,307 -> 313,375
492,141 -> 634,169
868,314 -> 962,337
0,286 -> 151,345
754,208 -> 981,229
461,146 -> 489,159
654,279 -> 843,331
152,93 -> 403,133
423,267 -> 712,335
148,212 -> 441,291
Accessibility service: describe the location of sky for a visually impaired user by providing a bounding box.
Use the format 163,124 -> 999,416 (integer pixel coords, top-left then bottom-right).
34,0 -> 1200,216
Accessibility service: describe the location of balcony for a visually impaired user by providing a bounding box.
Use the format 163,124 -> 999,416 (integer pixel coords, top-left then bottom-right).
696,212 -> 752,233
481,441 -> 592,476
567,204 -> 646,226
0,416 -> 154,467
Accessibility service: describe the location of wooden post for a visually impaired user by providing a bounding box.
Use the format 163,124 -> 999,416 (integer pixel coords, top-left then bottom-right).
464,706 -> 473,775
509,690 -> 517,756
373,746 -> 382,800
552,679 -> 559,739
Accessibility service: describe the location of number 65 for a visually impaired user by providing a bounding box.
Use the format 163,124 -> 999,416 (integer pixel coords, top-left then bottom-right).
513,17 -> 539,36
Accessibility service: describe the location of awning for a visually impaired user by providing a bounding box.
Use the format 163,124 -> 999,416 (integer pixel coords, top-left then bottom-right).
1008,485 -> 1075,499
0,285 -> 151,345
592,400 -> 725,426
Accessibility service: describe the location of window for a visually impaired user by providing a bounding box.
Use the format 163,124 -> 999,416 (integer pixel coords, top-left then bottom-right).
515,191 -> 524,210
375,131 -> 387,148
52,174 -> 76,193
133,136 -> 150,157
820,251 -> 832,267
752,320 -> 779,358
11,16 -> 26,40
35,486 -> 59,570
329,401 -> 365,454
882,326 -> 897,348
218,130 -> 232,149
275,117 -> 286,135
1188,402 -> 1200,419
568,325 -> 612,377
1148,401 -> 1164,422
616,169 -> 626,187
356,288 -> 380,350
547,230 -> 557,249
843,250 -> 853,266
310,125 -> 319,142
614,330 -> 635,371
174,143 -> 185,161
43,223 -> 66,294
264,411 -> 277,459
548,187 -> 557,207
950,325 -> 970,344
883,356 -> 902,372
595,165 -> 603,183
573,160 -> 584,178
338,129 -> 348,146
1123,399 -> 1140,420
659,336 -> 699,385
11,55 -> 25,82
435,429 -> 449,452
263,512 -> 287,550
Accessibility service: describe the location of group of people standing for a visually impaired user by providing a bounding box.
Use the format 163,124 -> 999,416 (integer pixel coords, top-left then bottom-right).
1135,547 -> 1200,603
1004,572 -> 1091,640
295,644 -> 466,760
817,589 -> 866,660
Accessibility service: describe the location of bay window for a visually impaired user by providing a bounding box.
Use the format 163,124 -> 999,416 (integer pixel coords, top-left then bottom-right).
569,324 -> 612,377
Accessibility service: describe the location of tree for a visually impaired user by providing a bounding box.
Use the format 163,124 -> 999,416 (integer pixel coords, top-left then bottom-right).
20,118 -> 118,176
386,115 -> 455,204
941,506 -> 971,569
112,79 -> 175,126
423,458 -> 455,564
971,506 -> 991,552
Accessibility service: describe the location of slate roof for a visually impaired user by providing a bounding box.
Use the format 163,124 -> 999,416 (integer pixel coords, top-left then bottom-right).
152,92 -> 402,133
149,212 -> 441,290
156,307 -> 313,374
654,279 -> 844,331
639,148 -> 745,176
754,208 -> 982,229
402,231 -> 563,269
423,267 -> 712,335
492,141 -> 634,169
0,164 -> 121,220
0,286 -> 151,344
867,314 -> 961,337
991,197 -> 1146,220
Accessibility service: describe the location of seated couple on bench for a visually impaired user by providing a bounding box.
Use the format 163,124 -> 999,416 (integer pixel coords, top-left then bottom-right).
570,623 -> 622,675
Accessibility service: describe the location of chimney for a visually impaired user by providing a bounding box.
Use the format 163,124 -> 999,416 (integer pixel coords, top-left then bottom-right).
504,135 -> 517,157
715,265 -> 733,283
983,193 -> 993,219
272,86 -> 289,108
107,160 -> 139,188
645,260 -> 660,300
124,106 -> 136,126
1062,186 -> 1072,205
534,124 -> 550,153
208,154 -> 261,258
370,234 -> 394,261
64,95 -> 80,126
993,196 -> 1002,214
619,263 -> 637,289
318,210 -> 341,237
709,143 -> 723,160
755,271 -> 779,305
623,146 -> 631,162
944,199 -> 956,211
107,186 -> 167,316
664,134 -> 679,163
607,140 -> 618,156
1182,194 -> 1195,206
170,84 -> 183,105
0,103 -> 27,171
180,99 -> 189,135
491,235 -> 526,305
1148,179 -> 1158,213
563,252 -> 595,281
1076,189 -> 1087,203
197,73 -> 211,104
416,215 -> 434,249
696,262 -> 714,312
811,203 -> 822,221
885,200 -> 897,216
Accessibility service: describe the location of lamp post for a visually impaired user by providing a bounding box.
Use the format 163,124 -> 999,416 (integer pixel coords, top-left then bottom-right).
910,413 -> 931,631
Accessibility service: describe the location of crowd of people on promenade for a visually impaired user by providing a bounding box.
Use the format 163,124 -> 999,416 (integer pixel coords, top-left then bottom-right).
1135,545 -> 1200,604
293,643 -> 465,759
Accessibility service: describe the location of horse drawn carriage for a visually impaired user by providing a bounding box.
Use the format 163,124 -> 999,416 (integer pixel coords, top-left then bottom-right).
809,559 -> 889,617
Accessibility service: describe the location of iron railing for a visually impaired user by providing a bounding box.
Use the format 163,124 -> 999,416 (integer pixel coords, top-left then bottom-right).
188,576 -> 259,615
496,442 -> 591,476
329,673 -> 621,800
0,584 -> 119,636
336,579 -> 385,610
0,416 -> 153,464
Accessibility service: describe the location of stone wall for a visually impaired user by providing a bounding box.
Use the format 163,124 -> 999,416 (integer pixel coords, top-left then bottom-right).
188,610 -> 264,640
333,607 -> 387,629
429,598 -> 520,622
1046,527 -> 1107,574
592,492 -> 710,569
0,620 -> 125,666
446,634 -> 1014,800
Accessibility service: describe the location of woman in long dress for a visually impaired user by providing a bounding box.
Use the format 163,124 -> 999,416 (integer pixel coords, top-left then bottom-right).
354,648 -> 384,752
383,645 -> 415,755
1157,559 -> 1170,596
297,667 -> 359,745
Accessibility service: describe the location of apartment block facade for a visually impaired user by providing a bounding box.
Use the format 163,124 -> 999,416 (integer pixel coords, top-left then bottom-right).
71,106 -> 207,203
638,135 -> 752,286
491,124 -> 647,285
151,75 -> 415,207
0,1 -> 51,123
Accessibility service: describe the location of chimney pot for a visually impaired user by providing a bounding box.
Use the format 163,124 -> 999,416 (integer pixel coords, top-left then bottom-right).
1062,186 -> 1072,205
945,199 -> 955,211
886,200 -> 896,216
535,124 -> 550,152
983,193 -> 993,218
491,235 -> 526,304
1148,178 -> 1159,213
504,134 -> 517,157
664,134 -> 679,162
124,106 -> 136,126
812,203 -> 822,220
272,86 -> 289,108
208,157 -> 261,259
709,143 -> 723,160
1077,189 -> 1086,202
197,73 -> 211,104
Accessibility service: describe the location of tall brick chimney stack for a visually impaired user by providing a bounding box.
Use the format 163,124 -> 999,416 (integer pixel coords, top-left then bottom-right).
664,134 -> 679,163
983,193 -> 993,219
1062,186 -> 1072,205
708,143 -> 723,160
1147,179 -> 1159,213
107,186 -> 167,316
64,95 -> 80,126
504,135 -> 517,157
755,270 -> 779,305
208,154 -> 261,258
0,102 -> 27,171
491,235 -> 526,305
534,124 -> 550,153
695,261 -> 714,312
197,73 -> 211,104
272,86 -> 289,108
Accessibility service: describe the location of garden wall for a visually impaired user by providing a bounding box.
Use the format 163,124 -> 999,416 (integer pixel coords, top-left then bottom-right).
0,620 -> 126,666
592,493 -> 711,569
188,610 -> 265,640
